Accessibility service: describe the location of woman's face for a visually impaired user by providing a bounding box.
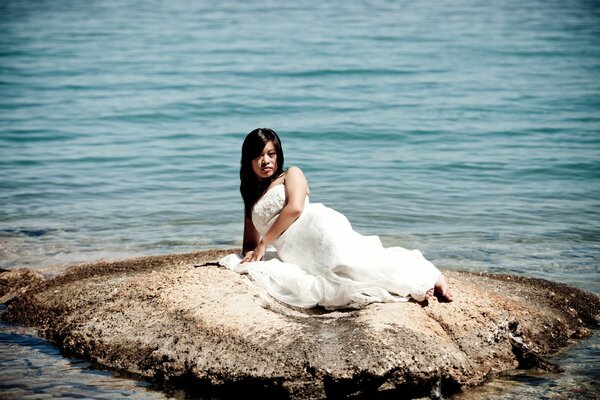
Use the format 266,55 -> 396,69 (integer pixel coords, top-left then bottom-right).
251,140 -> 278,180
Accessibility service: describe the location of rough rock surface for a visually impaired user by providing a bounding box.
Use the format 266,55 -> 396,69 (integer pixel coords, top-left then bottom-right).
0,267 -> 44,303
2,249 -> 599,399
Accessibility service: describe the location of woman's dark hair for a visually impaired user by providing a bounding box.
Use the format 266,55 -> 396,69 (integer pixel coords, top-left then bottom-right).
240,128 -> 285,216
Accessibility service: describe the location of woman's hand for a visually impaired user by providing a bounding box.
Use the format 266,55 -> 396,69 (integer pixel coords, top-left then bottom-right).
241,242 -> 266,263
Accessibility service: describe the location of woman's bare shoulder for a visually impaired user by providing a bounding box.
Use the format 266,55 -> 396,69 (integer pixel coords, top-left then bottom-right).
285,166 -> 305,178
284,167 -> 309,196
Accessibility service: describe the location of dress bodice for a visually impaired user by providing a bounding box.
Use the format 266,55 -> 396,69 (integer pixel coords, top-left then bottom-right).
252,184 -> 310,236
252,184 -> 287,236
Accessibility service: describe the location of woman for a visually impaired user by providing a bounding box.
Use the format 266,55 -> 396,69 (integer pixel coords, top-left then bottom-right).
220,128 -> 452,308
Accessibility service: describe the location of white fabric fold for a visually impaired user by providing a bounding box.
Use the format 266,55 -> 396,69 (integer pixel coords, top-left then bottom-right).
219,252 -> 407,309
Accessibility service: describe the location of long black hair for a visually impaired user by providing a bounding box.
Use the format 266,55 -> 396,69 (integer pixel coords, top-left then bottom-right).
240,128 -> 285,217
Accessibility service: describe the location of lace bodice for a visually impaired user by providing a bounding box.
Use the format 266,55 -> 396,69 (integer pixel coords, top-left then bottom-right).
252,184 -> 310,236
252,184 -> 287,236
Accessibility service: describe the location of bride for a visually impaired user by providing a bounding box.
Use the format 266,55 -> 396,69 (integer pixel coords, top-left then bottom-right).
219,128 -> 453,308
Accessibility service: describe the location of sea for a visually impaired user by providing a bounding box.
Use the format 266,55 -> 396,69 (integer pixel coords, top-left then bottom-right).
0,0 -> 598,398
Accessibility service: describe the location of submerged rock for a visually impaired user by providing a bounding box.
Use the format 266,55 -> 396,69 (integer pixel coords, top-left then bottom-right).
2,249 -> 599,399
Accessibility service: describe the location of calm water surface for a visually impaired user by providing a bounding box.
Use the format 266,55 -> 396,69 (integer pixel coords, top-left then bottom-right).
1,0 -> 599,398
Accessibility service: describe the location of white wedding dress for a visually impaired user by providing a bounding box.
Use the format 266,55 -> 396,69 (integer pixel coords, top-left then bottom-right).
219,184 -> 441,309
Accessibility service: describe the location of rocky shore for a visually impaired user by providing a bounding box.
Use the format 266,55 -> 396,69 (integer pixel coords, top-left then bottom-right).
1,249 -> 599,399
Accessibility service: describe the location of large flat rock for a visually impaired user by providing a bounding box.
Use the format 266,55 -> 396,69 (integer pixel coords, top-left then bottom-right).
2,249 -> 599,399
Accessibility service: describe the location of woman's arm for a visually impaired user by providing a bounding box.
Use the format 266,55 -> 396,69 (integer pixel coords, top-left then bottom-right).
241,166 -> 308,263
242,214 -> 260,256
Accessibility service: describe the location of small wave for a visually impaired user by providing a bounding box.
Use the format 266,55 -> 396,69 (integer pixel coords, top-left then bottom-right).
0,228 -> 53,238
275,68 -> 421,78
510,162 -> 600,180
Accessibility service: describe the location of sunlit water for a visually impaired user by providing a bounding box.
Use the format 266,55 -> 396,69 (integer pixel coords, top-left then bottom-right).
1,0 -> 598,398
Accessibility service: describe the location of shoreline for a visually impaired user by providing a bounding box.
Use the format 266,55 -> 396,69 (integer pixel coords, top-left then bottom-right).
1,249 -> 599,399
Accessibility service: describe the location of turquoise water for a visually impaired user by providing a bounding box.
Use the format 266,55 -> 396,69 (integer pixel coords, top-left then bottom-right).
1,0 -> 599,398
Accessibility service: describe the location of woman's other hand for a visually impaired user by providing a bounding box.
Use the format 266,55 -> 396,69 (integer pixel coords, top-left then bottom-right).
241,242 -> 266,263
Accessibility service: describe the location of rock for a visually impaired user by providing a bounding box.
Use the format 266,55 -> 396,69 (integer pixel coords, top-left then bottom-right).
2,249 -> 599,399
0,268 -> 45,303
